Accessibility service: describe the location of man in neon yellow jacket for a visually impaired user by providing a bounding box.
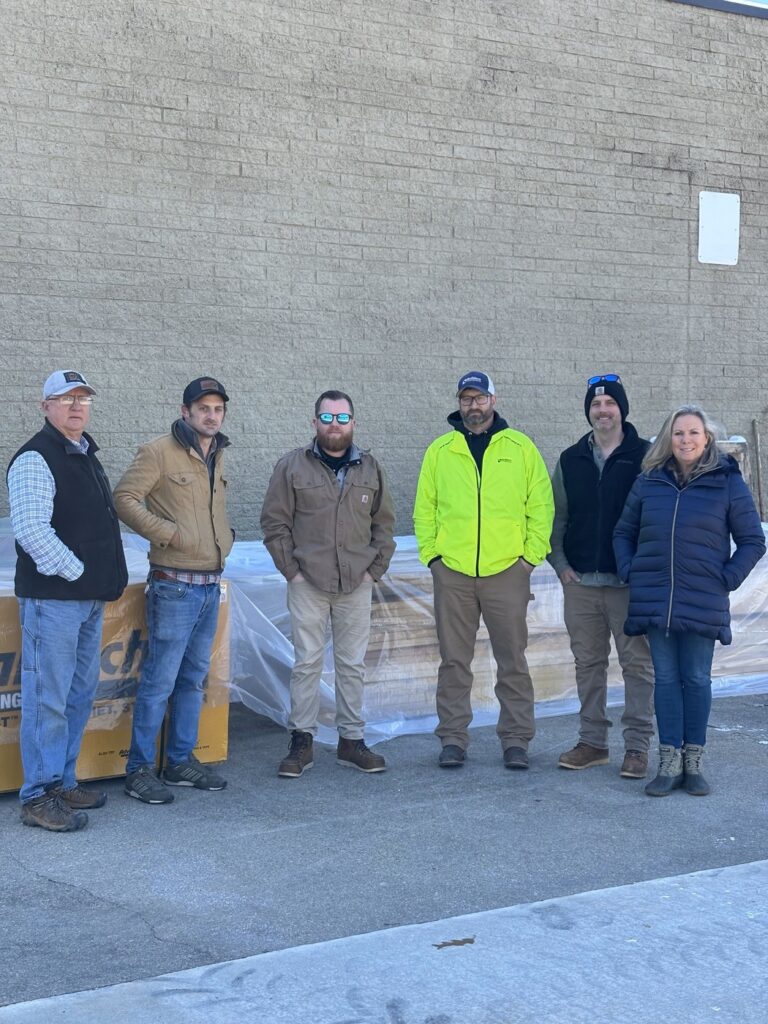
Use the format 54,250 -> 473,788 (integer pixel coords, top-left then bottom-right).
414,371 -> 554,770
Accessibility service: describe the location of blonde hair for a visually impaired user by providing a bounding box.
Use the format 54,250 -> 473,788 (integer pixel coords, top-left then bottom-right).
642,404 -> 721,479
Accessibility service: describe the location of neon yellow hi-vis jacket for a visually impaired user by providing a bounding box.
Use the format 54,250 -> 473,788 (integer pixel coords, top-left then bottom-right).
413,426 -> 554,577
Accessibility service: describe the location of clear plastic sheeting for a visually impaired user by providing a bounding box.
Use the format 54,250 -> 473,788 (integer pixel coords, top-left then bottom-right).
2,521 -> 767,747
223,531 -> 768,745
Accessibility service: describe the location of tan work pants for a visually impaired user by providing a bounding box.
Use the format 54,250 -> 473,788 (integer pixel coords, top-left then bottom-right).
431,558 -> 535,751
286,578 -> 373,739
562,582 -> 655,752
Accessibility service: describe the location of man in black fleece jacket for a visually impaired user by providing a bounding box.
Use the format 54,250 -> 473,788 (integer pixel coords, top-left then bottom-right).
547,374 -> 654,779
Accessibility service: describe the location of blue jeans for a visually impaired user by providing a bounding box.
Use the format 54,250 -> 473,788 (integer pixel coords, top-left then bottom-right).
127,578 -> 220,772
18,597 -> 105,804
647,628 -> 715,747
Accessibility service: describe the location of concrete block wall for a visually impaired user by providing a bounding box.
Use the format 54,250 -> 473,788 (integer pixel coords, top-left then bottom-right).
2,0 -> 768,536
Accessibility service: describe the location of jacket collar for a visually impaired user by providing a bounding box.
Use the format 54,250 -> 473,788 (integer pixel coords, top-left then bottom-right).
308,438 -> 363,465
576,420 -> 644,458
42,418 -> 97,455
651,452 -> 735,487
171,418 -> 230,458
447,409 -> 509,438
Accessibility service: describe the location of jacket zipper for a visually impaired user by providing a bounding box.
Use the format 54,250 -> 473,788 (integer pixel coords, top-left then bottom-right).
85,453 -> 117,522
665,488 -> 681,636
475,462 -> 481,576
661,463 -> 720,635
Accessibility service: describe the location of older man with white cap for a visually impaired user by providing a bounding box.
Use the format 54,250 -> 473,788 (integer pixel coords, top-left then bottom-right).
7,370 -> 128,831
414,371 -> 553,769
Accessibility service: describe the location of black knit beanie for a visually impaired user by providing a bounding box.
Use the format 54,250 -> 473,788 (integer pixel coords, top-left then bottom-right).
584,379 -> 629,424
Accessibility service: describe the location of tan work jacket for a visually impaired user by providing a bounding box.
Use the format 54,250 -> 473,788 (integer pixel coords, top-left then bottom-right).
114,426 -> 233,572
260,441 -> 395,594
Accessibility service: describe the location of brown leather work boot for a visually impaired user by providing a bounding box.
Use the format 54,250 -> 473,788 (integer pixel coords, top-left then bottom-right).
619,750 -> 648,779
558,742 -> 609,770
58,783 -> 108,809
21,790 -> 88,832
336,738 -> 386,773
278,730 -> 314,778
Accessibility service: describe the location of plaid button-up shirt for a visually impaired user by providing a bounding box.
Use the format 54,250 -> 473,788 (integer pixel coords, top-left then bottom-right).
7,443 -> 89,581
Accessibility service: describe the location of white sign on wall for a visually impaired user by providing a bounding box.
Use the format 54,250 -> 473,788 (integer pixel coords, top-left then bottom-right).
698,192 -> 740,266
670,0 -> 768,17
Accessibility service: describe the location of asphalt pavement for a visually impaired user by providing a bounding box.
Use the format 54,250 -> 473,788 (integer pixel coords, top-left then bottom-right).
1,694 -> 767,1018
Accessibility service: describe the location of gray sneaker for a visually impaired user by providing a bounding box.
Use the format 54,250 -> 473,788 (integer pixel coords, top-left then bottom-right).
125,765 -> 174,804
163,755 -> 227,791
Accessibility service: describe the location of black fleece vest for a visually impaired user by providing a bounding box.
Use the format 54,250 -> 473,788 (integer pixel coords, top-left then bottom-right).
561,423 -> 649,574
8,421 -> 128,601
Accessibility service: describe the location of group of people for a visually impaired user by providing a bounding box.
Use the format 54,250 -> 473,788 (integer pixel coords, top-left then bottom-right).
6,367 -> 765,832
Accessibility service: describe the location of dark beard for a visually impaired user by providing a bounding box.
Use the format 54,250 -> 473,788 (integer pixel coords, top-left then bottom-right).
318,430 -> 352,453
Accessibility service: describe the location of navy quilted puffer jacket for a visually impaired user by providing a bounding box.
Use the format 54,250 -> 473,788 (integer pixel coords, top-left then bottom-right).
613,455 -> 765,645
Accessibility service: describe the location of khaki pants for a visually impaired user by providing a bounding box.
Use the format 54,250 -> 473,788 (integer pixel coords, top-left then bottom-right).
562,582 -> 655,752
286,578 -> 373,739
431,558 -> 535,751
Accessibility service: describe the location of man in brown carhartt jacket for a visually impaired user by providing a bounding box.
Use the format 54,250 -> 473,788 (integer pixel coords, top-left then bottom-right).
261,389 -> 395,778
114,377 -> 233,805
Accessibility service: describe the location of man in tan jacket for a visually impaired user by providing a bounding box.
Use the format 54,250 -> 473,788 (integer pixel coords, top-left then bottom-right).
114,377 -> 233,805
261,389 -> 395,778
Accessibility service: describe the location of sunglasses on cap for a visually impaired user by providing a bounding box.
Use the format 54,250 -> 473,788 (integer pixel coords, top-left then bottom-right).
587,373 -> 622,386
317,412 -> 352,424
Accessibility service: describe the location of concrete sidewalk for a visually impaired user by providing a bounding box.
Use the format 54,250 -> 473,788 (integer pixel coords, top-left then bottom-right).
2,861 -> 766,1023
2,695 -> 767,1011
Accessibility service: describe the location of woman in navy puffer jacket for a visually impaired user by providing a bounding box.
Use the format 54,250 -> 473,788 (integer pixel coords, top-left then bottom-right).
614,404 -> 765,798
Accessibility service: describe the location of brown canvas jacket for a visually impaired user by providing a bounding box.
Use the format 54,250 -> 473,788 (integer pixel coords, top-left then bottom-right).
260,441 -> 395,594
114,427 -> 233,572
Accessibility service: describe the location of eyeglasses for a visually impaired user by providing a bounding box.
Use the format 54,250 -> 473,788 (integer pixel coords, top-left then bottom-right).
47,394 -> 94,406
587,374 -> 621,386
318,412 -> 352,424
459,394 -> 492,407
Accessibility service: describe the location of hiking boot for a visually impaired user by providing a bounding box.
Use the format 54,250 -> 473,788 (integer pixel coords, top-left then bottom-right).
57,783 -> 107,809
21,790 -> 88,832
503,746 -> 529,770
336,737 -> 386,773
125,765 -> 174,804
558,742 -> 609,770
620,750 -> 648,779
683,744 -> 710,796
645,745 -> 684,797
438,744 -> 466,768
278,730 -> 314,778
164,755 -> 227,791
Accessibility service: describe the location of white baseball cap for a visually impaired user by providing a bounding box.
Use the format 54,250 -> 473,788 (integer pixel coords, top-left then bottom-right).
42,370 -> 96,399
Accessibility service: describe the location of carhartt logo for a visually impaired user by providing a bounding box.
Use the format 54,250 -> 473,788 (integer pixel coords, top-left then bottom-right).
595,385 -> 605,395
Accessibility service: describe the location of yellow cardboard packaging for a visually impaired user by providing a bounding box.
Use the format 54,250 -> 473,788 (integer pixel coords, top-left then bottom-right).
0,581 -> 229,794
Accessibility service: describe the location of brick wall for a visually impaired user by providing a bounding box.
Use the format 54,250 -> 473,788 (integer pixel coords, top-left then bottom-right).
2,0 -> 768,535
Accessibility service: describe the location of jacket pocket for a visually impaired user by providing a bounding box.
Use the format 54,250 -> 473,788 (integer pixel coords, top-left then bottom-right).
164,474 -> 201,561
294,482 -> 327,511
168,472 -> 195,489
349,481 -> 378,511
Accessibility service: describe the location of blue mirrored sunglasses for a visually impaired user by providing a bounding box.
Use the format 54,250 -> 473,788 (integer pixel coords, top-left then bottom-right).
587,373 -> 622,386
318,412 -> 352,424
